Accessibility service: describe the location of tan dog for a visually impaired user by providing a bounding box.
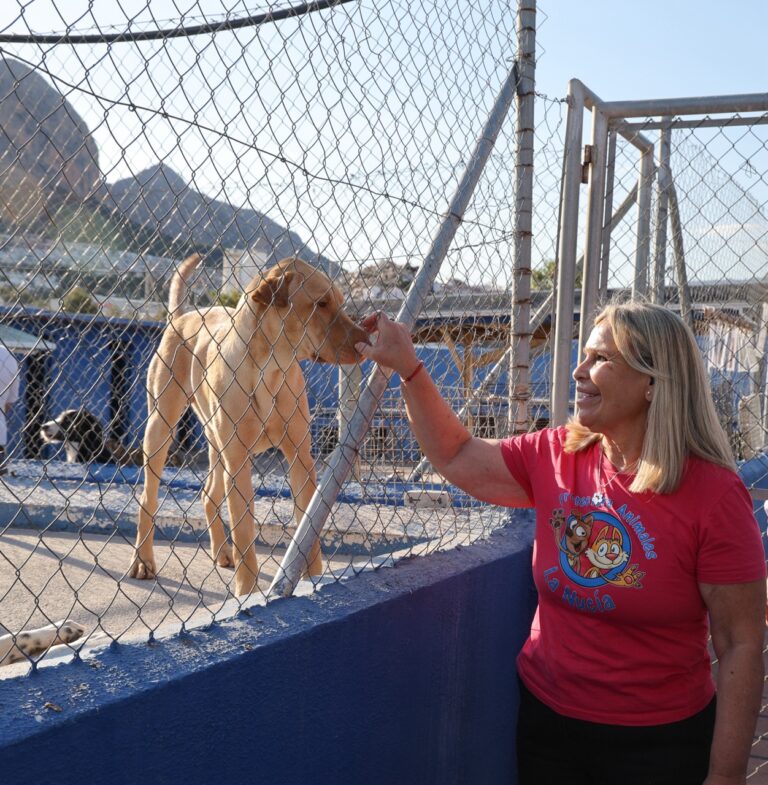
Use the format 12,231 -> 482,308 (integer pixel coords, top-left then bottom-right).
129,254 -> 368,596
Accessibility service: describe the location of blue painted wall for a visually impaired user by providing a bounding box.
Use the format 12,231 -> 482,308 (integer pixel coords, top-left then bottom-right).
0,520 -> 537,785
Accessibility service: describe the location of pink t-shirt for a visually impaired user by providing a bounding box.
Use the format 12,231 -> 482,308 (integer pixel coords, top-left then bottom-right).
500,426 -> 766,726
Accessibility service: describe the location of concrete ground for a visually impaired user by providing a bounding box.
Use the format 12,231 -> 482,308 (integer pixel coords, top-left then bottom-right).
0,528 -> 376,643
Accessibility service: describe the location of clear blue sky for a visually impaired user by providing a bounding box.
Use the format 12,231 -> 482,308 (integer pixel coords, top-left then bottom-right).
534,0 -> 767,102
1,0 -> 765,284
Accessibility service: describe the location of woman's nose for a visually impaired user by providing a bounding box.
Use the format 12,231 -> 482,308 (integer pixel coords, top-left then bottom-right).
572,358 -> 589,381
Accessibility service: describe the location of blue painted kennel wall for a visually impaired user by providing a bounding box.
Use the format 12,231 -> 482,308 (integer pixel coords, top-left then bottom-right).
0,308 -> 163,455
0,310 -> 477,459
0,521 -> 537,785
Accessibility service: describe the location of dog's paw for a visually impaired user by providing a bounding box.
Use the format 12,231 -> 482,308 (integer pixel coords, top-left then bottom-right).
0,620 -> 85,666
214,544 -> 235,569
129,554 -> 157,580
56,620 -> 85,645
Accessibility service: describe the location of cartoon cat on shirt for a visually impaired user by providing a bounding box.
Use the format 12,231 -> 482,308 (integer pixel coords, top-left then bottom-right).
584,524 -> 645,588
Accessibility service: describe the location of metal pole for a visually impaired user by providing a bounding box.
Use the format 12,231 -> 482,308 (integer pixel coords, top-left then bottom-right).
508,0 -> 536,435
337,363 -> 362,480
652,118 -> 672,303
618,115 -> 768,132
632,147 -> 654,299
269,57 -> 522,599
666,178 -> 692,328
599,92 -> 768,119
599,130 -> 618,299
578,108 -> 608,360
551,79 -> 584,426
758,303 -> 768,441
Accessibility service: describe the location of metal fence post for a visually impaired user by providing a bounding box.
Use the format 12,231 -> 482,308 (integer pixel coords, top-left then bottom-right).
269,57 -> 522,599
599,129 -> 618,299
338,364 -> 362,480
508,0 -> 536,435
652,118 -> 672,303
632,146 -> 655,299
551,80 -> 585,426
666,178 -> 692,328
578,107 -> 608,360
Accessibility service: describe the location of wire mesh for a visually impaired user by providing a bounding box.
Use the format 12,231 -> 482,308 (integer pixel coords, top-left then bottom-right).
1,20 -> 766,783
605,118 -> 768,464
0,0 -> 531,667
595,114 -> 768,780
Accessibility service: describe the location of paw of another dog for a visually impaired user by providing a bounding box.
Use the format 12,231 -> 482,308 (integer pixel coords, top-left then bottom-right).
0,620 -> 85,666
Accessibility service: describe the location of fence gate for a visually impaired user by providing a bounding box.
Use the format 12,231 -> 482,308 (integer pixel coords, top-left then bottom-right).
552,82 -> 768,493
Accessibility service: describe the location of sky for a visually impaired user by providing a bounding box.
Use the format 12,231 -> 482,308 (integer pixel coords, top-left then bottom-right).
0,0 -> 766,286
535,0 -> 768,102
534,0 -> 768,286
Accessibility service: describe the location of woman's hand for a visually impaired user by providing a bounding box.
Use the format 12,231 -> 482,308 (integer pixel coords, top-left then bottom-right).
355,312 -> 420,378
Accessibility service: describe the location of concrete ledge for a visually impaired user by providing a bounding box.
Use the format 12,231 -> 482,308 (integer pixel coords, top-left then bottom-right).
0,515 -> 536,785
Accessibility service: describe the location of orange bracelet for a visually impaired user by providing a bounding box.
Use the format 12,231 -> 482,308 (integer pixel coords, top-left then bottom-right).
402,361 -> 424,383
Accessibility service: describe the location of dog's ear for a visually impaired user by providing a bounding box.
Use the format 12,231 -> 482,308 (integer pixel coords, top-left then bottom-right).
251,270 -> 295,308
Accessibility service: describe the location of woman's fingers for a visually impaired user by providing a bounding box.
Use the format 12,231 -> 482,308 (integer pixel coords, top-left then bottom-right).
356,312 -> 420,374
361,312 -> 380,333
354,340 -> 372,358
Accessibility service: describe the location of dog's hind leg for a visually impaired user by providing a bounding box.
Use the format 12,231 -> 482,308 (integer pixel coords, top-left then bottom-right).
202,441 -> 234,569
130,355 -> 189,580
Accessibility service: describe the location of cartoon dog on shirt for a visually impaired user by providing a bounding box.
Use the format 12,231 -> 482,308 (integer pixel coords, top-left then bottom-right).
584,525 -> 645,588
550,509 -> 593,575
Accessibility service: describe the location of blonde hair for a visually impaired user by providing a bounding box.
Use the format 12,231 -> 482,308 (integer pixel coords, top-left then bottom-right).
565,301 -> 735,494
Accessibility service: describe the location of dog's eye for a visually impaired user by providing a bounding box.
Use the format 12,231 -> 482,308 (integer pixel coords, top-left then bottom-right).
317,301 -> 329,309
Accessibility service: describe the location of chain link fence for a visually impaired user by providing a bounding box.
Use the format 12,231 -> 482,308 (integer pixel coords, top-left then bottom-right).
1,22 -> 767,782
603,118 -> 768,465
556,97 -> 768,779
0,0 -> 535,665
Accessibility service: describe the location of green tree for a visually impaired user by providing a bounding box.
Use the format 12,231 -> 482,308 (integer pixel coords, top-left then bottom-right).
531,259 -> 582,290
62,286 -> 99,314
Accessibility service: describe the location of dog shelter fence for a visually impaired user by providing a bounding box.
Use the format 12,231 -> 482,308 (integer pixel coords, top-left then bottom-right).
0,0 -> 768,716
0,0 -> 546,658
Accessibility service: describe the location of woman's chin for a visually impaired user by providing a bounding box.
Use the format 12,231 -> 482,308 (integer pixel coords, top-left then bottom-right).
574,410 -> 597,430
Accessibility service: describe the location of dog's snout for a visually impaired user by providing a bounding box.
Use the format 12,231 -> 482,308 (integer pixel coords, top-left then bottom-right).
350,321 -> 371,345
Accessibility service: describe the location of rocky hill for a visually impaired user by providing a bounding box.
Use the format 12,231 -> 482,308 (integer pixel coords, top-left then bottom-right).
0,55 -> 336,276
99,164 -> 338,275
0,57 -> 100,228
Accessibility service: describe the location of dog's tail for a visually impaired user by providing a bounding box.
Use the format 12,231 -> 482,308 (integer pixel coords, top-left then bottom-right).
168,253 -> 202,321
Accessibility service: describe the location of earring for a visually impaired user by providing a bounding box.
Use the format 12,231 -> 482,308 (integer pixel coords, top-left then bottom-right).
646,390 -> 652,401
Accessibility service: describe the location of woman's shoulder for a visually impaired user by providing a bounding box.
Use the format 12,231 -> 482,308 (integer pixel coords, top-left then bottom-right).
507,425 -> 568,450
682,454 -> 743,499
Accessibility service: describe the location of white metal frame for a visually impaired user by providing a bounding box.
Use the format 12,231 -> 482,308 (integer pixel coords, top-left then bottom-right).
550,82 -> 768,427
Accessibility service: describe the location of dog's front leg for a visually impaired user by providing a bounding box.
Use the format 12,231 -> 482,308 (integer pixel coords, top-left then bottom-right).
223,445 -> 260,597
202,441 -> 234,569
281,437 -> 323,578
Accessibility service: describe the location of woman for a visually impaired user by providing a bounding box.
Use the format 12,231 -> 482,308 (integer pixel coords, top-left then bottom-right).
355,301 -> 765,785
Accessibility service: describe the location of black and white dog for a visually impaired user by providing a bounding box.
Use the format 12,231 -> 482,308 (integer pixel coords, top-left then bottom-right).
40,408 -> 114,464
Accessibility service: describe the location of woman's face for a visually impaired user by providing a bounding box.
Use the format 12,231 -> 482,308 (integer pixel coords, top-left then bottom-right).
572,322 -> 653,438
